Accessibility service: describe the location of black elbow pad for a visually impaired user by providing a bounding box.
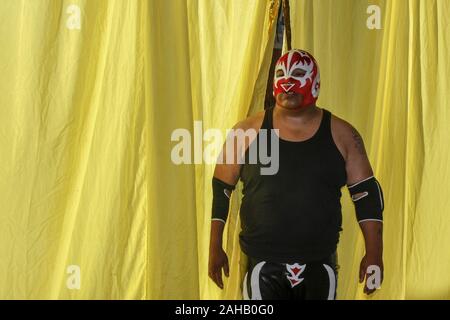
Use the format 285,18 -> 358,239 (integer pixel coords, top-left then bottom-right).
212,177 -> 236,223
348,176 -> 384,223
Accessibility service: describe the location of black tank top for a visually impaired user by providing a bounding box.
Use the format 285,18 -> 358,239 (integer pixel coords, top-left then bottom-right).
239,107 -> 347,263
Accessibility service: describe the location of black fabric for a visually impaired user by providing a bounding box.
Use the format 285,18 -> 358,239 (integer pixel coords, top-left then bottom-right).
239,107 -> 347,263
244,252 -> 338,300
211,177 -> 235,222
348,177 -> 384,222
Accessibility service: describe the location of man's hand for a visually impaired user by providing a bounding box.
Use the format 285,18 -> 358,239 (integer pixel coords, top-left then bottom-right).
359,253 -> 384,295
208,246 -> 229,289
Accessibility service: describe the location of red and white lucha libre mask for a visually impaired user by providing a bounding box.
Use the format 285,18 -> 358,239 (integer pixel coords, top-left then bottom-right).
273,49 -> 320,108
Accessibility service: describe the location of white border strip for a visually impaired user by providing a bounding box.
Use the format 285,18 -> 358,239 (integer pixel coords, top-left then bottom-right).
358,218 -> 383,224
348,175 -> 374,188
375,180 -> 384,210
250,261 -> 266,300
351,191 -> 369,202
323,264 -> 336,300
211,218 -> 226,224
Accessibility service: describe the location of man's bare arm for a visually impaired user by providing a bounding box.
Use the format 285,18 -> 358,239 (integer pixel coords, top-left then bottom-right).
209,113 -> 264,289
333,117 -> 384,294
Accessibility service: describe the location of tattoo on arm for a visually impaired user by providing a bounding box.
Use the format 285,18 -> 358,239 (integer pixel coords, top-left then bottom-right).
351,128 -> 367,156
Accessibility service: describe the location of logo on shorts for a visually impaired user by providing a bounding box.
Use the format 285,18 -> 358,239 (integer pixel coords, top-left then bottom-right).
286,263 -> 306,288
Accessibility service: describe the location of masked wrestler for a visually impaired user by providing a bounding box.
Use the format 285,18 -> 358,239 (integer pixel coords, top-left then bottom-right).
209,49 -> 384,300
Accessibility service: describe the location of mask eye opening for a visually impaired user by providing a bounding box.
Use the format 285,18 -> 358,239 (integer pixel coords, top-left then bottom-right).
275,69 -> 284,77
292,68 -> 306,77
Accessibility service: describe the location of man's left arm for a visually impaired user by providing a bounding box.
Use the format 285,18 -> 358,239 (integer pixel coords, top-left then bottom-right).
341,124 -> 384,295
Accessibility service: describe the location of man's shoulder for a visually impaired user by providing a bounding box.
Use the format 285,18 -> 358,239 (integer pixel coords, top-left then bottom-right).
329,111 -> 366,160
233,109 -> 266,131
330,112 -> 359,140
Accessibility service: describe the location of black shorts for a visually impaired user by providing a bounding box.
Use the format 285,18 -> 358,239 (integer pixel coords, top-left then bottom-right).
243,253 -> 338,300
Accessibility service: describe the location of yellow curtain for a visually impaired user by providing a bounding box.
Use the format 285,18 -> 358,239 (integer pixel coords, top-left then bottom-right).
0,0 -> 149,299
289,0 -> 450,299
0,0 -> 276,299
185,0 -> 279,299
148,0 -> 278,300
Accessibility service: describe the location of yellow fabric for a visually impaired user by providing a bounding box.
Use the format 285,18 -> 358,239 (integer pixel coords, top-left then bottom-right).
289,0 -> 450,299
0,0 -> 149,299
187,0 -> 279,300
0,0 -> 449,300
